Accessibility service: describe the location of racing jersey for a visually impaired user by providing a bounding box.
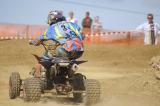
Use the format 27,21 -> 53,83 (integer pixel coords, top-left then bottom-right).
38,21 -> 84,52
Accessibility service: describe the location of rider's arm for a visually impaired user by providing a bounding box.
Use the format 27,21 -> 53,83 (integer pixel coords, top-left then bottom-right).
30,26 -> 56,46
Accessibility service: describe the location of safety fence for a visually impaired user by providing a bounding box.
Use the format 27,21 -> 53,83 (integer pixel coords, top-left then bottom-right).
0,23 -> 144,45
83,31 -> 144,45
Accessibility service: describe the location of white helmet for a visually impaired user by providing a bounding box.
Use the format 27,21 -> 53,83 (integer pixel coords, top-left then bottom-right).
47,10 -> 63,25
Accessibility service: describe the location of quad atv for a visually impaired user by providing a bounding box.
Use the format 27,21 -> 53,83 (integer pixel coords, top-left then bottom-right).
9,41 -> 101,105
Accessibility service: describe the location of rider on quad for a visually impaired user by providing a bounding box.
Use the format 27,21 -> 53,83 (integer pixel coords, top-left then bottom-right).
29,10 -> 84,78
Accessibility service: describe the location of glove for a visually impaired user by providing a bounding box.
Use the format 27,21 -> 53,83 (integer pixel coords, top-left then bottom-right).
29,40 -> 35,45
30,39 -> 42,46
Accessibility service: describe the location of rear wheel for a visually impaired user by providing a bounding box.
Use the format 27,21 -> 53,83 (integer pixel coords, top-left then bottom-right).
85,79 -> 101,105
23,78 -> 41,102
9,72 -> 21,99
72,73 -> 85,102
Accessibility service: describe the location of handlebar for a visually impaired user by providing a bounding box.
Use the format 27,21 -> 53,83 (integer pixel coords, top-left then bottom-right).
29,40 -> 60,53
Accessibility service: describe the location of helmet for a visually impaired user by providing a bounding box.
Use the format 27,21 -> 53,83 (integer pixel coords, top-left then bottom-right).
47,10 -> 63,25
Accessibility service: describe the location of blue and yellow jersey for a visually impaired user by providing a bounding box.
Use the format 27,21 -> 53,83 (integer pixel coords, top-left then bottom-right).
38,21 -> 84,52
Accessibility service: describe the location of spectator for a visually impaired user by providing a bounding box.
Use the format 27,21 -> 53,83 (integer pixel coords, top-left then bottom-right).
82,11 -> 93,34
67,11 -> 78,24
92,16 -> 102,33
82,11 -> 93,28
136,13 -> 160,45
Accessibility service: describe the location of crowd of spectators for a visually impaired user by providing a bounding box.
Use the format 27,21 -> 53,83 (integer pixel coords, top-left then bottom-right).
63,11 -> 103,34
50,10 -> 160,45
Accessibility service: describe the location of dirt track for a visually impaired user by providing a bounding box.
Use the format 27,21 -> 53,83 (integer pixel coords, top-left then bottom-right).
0,40 -> 160,106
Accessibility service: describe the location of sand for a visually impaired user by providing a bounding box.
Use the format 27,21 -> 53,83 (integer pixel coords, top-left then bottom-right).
0,39 -> 160,106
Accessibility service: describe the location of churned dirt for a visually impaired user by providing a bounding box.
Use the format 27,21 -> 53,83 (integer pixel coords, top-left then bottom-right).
0,39 -> 160,106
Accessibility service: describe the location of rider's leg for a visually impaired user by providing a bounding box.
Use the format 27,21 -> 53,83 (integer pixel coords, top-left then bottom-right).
55,47 -> 68,57
34,64 -> 42,78
68,51 -> 84,60
55,47 -> 84,60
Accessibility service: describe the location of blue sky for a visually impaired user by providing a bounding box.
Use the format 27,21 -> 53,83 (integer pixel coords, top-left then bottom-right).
0,0 -> 160,30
